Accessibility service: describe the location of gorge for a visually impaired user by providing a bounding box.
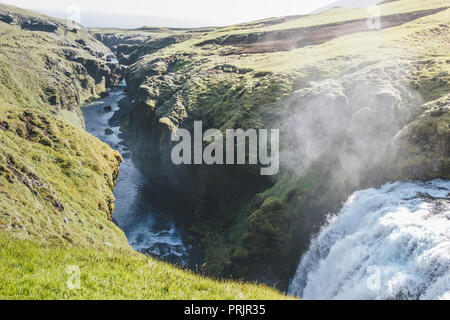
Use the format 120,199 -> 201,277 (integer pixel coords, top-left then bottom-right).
91,0 -> 449,293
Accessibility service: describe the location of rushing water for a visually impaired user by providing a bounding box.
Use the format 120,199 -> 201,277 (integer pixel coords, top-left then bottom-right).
289,179 -> 450,300
83,85 -> 199,267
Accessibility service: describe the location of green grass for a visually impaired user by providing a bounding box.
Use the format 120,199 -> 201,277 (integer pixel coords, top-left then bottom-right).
126,3 -> 450,130
0,233 -> 289,300
0,10 -> 113,128
0,4 -> 129,250
0,106 -> 292,299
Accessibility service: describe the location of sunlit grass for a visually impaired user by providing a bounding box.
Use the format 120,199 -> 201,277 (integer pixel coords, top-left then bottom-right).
0,233 -> 291,300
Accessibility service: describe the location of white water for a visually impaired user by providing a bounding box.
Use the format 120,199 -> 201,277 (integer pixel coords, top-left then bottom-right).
289,180 -> 450,300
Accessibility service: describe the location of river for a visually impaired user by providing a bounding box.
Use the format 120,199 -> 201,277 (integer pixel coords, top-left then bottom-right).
82,84 -> 200,268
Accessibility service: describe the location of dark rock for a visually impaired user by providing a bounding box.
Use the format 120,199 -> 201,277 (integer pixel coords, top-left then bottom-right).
75,39 -> 87,46
106,54 -> 115,62
105,128 -> 114,135
0,121 -> 9,130
104,105 -> 112,112
82,46 -> 95,55
0,10 -> 58,32
100,91 -> 109,98
431,107 -> 446,117
254,71 -> 272,78
116,43 -> 140,55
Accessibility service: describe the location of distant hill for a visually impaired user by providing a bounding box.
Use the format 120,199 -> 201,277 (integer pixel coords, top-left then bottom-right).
314,0 -> 386,13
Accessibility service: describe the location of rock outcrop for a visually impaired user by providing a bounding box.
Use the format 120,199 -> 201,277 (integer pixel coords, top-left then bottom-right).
0,3 -> 126,248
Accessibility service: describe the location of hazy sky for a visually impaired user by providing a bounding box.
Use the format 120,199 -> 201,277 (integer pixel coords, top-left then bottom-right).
2,0 -> 339,28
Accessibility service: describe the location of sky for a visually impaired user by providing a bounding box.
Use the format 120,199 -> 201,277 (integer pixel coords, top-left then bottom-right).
1,0 -> 340,28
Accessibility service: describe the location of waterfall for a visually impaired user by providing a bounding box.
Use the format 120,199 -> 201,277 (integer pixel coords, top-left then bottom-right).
289,180 -> 450,300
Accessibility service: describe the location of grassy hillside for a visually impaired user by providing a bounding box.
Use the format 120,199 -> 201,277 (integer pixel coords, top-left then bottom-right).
0,234 -> 286,300
101,0 -> 449,289
0,3 -> 288,299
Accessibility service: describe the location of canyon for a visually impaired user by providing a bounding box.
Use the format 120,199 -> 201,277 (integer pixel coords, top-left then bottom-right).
0,0 -> 449,299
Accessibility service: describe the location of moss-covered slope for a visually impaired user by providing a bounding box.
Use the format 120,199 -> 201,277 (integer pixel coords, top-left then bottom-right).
0,4 -> 287,299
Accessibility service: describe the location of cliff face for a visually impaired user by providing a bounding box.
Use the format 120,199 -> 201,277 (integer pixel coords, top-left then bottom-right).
109,0 -> 450,289
0,3 -> 127,249
0,4 -> 125,128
